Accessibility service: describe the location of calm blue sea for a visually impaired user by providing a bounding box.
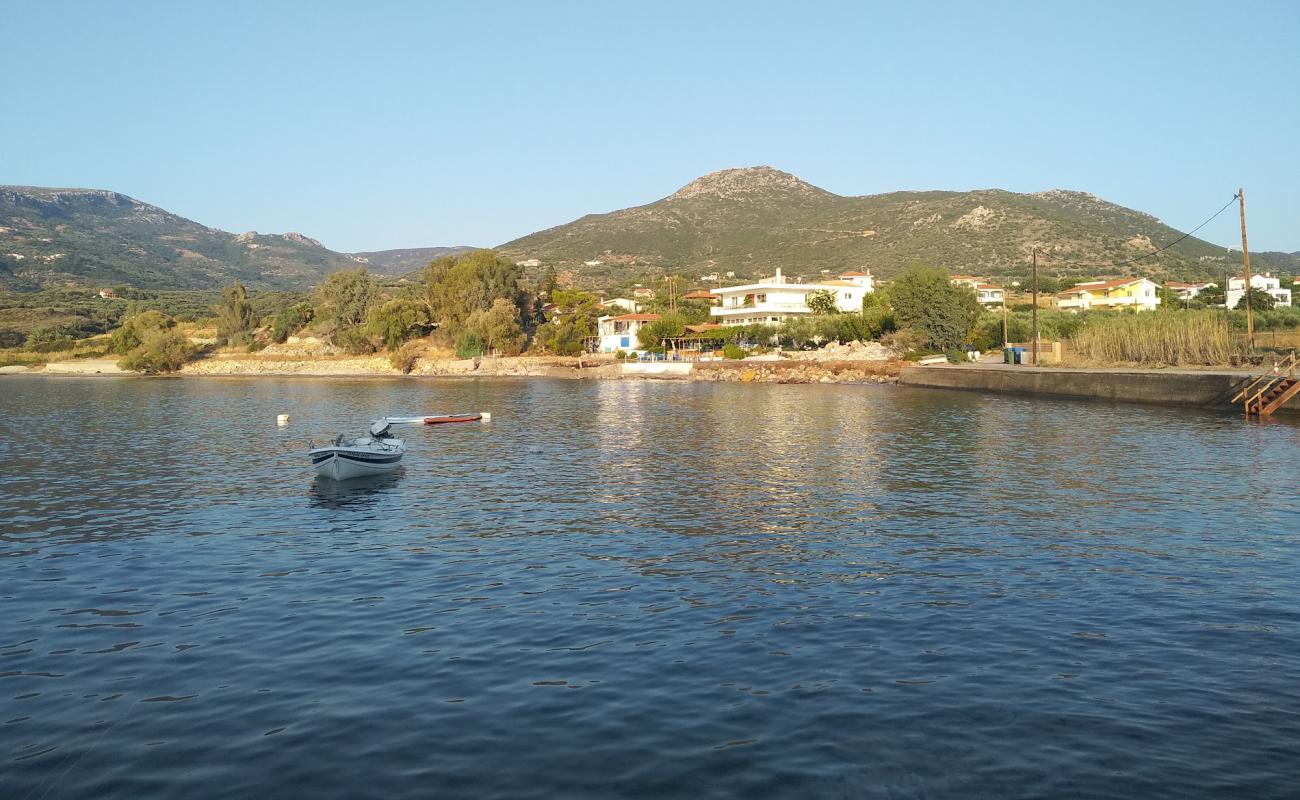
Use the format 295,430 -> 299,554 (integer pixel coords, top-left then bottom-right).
2,376 -> 1299,799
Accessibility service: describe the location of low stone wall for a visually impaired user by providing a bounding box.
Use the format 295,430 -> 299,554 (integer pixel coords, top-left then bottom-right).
694,360 -> 901,384
898,363 -> 1280,413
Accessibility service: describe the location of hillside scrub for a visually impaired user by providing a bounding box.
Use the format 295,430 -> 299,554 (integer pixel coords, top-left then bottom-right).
1070,310 -> 1237,366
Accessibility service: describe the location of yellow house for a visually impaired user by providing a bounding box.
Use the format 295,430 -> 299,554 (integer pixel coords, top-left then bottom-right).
1056,278 -> 1161,312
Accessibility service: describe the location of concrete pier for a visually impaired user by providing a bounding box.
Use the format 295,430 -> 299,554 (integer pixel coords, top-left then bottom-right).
897,363 -> 1298,416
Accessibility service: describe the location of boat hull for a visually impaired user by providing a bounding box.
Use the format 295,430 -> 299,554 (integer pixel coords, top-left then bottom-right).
385,413 -> 482,425
310,445 -> 404,480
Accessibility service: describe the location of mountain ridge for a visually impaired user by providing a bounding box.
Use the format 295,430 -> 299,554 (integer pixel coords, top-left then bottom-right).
498,166 -> 1296,286
0,186 -> 471,291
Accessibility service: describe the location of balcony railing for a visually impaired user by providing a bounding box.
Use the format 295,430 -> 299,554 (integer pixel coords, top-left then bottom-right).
712,302 -> 810,315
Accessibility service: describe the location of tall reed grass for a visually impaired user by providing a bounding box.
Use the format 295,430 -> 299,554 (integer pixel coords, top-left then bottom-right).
1069,310 -> 1238,366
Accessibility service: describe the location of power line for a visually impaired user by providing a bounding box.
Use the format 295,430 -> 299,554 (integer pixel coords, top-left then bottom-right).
1048,193 -> 1240,271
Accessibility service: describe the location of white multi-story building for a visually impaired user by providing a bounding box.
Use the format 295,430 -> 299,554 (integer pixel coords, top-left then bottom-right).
1226,273 -> 1292,308
709,269 -> 873,325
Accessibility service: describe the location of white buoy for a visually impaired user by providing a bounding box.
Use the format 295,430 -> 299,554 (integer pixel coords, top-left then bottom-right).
277,414 -> 290,426
480,412 -> 491,421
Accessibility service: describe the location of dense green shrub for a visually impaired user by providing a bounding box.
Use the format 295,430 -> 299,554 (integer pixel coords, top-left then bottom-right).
455,330 -> 485,359
270,302 -> 314,343
314,268 -> 379,331
419,249 -> 526,335
366,299 -> 433,350
889,265 -> 980,351
214,283 -> 255,346
110,310 -> 174,355
722,343 -> 746,360
118,329 -> 193,373
0,328 -> 26,349
464,298 -> 526,355
331,326 -> 377,355
636,312 -> 687,349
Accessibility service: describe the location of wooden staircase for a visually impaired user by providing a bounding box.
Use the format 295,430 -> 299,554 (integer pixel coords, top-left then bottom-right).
1232,352 -> 1300,417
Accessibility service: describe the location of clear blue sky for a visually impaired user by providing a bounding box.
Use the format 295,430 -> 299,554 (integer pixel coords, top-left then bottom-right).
3,0 -> 1297,253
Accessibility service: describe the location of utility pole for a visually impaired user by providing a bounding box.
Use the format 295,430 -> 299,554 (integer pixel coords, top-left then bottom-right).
1238,188 -> 1254,350
1001,292 -> 1009,347
1031,247 -> 1040,365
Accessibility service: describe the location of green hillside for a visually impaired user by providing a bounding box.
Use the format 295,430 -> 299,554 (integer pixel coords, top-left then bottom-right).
349,246 -> 475,274
0,186 -> 364,291
498,166 -> 1294,287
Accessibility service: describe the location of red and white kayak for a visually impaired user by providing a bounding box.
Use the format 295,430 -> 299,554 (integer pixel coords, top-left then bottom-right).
383,413 -> 485,425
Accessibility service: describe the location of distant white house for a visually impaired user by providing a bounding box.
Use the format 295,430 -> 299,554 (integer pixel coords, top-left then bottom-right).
600,297 -> 640,314
1226,273 -> 1292,308
1167,281 -> 1216,301
592,313 -> 661,354
950,275 -> 1005,306
709,269 -> 874,325
1056,278 -> 1161,312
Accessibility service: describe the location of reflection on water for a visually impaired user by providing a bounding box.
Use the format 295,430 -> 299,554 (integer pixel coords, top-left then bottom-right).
1,376 -> 1298,800
308,469 -> 405,509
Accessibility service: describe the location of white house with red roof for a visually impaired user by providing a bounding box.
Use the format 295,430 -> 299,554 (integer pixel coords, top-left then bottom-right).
709,268 -> 873,325
1166,281 -> 1216,301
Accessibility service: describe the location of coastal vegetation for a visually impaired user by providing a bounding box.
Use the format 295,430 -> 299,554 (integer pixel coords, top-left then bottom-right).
888,266 -> 980,351
1070,311 -> 1237,366
3,244 -> 1298,374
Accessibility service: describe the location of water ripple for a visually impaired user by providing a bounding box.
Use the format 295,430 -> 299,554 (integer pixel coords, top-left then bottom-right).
1,377 -> 1298,798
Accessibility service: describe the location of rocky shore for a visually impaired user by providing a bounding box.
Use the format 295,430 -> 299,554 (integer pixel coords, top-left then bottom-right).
6,336 -> 905,384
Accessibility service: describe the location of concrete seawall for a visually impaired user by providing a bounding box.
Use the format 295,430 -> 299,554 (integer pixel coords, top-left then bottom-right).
897,363 -> 1297,415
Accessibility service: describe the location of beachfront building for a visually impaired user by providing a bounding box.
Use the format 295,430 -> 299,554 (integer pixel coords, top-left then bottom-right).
1055,278 -> 1161,312
590,312 -> 660,354
1167,281 -> 1216,301
1226,273 -> 1292,308
709,268 -> 873,325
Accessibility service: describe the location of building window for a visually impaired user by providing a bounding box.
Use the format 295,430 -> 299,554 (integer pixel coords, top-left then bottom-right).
756,293 -> 767,303
620,336 -> 630,348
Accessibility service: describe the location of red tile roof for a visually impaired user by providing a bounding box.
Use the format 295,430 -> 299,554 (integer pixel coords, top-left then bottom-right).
1059,278 -> 1146,295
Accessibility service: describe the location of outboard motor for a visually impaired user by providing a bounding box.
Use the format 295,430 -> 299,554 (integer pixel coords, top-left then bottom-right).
369,420 -> 393,439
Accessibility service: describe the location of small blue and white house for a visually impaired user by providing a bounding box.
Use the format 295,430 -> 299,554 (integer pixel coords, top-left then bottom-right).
593,313 -> 661,354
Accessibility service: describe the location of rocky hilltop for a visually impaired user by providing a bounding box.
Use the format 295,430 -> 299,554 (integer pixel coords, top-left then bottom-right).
499,166 -> 1290,285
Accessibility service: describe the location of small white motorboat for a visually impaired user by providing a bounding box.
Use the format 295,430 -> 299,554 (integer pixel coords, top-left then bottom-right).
309,420 -> 406,480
